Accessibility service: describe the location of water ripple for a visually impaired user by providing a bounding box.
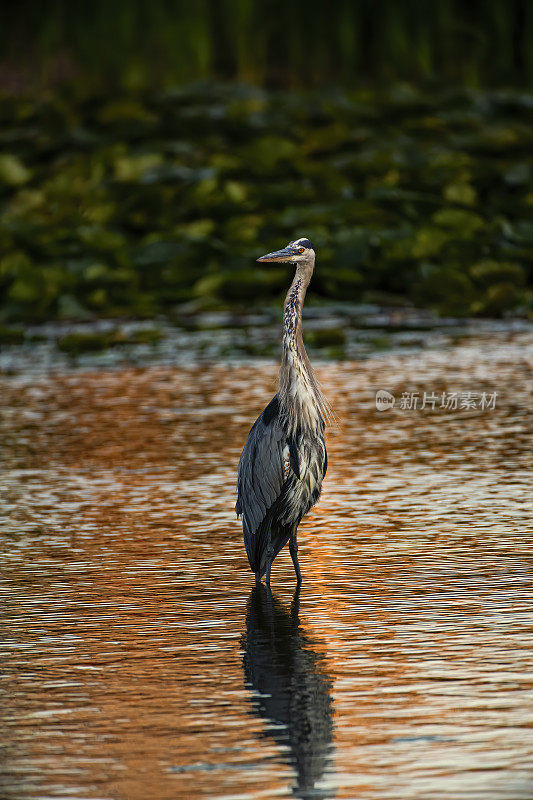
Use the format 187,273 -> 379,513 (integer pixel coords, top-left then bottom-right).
1,330 -> 532,799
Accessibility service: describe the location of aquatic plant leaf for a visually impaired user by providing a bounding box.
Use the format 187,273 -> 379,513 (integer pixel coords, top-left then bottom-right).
0,154 -> 31,186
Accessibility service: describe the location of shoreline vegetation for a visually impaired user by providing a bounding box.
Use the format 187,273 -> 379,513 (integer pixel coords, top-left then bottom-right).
0,313 -> 531,373
0,83 -> 532,326
2,1 -> 532,93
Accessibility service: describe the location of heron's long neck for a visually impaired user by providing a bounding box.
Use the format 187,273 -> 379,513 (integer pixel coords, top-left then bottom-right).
279,263 -> 326,431
283,267 -> 308,348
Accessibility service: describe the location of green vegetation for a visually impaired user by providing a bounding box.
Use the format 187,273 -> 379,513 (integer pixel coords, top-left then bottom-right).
0,83 -> 532,322
56,328 -> 163,354
2,1 -> 532,91
0,325 -> 25,344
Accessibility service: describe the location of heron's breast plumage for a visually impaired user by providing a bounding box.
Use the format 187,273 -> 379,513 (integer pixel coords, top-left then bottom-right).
277,424 -> 326,528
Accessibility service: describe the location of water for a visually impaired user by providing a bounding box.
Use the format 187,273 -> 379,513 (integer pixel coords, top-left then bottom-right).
1,328 -> 532,800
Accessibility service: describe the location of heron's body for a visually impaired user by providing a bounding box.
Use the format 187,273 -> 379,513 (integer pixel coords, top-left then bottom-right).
236,238 -> 330,586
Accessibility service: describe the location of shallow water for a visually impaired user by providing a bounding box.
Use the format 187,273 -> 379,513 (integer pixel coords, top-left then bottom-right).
1,329 -> 532,800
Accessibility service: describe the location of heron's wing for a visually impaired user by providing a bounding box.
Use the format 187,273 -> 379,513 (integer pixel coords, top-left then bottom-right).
236,395 -> 287,568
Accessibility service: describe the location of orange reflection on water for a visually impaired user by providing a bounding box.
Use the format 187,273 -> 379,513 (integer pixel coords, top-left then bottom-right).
1,330 -> 532,799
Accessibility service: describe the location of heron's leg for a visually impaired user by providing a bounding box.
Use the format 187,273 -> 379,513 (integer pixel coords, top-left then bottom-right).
255,571 -> 262,587
264,543 -> 275,586
289,528 -> 302,585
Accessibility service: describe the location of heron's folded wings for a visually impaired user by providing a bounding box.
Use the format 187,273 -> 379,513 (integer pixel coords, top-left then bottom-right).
236,405 -> 287,541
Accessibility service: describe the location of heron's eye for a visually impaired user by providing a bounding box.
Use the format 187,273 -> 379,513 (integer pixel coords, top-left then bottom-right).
298,247 -> 304,253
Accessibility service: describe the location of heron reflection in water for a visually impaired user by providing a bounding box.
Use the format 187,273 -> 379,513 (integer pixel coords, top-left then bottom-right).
242,587 -> 334,799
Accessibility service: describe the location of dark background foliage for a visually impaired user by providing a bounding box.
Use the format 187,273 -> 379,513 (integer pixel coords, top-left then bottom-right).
0,0 -> 531,324
2,0 -> 532,91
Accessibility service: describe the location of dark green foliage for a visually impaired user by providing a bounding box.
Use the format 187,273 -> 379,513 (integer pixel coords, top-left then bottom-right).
0,84 -> 531,321
304,328 -> 347,348
56,328 -> 163,354
0,326 -> 25,344
1,1 -> 532,90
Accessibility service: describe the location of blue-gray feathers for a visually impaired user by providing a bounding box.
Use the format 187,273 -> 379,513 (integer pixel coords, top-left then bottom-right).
236,394 -> 327,575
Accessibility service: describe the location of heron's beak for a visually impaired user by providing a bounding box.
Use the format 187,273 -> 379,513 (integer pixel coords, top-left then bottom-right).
257,247 -> 296,263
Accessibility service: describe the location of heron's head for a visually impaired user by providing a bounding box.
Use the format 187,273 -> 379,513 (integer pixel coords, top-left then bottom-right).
256,237 -> 315,264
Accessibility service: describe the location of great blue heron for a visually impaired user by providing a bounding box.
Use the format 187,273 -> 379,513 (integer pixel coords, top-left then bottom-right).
236,238 -> 331,586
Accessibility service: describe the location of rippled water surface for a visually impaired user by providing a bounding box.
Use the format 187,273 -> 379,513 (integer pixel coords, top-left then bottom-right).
1,329 -> 532,800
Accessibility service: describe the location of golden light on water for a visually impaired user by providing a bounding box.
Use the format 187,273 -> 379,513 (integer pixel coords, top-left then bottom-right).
1,330 -> 532,799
